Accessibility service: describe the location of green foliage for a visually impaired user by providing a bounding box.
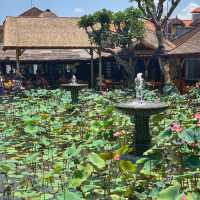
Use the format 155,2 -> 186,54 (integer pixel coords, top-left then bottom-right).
79,7 -> 144,47
157,184 -> 181,200
0,88 -> 200,199
88,152 -> 106,169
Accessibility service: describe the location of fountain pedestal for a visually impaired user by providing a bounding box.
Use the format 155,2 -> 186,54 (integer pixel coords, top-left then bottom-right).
61,83 -> 88,104
116,101 -> 168,156
134,112 -> 150,155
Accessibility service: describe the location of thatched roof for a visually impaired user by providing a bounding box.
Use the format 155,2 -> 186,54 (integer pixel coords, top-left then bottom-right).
3,17 -> 95,49
3,17 -> 174,53
0,46 -> 98,62
141,27 -> 175,51
0,25 -> 3,43
169,26 -> 200,56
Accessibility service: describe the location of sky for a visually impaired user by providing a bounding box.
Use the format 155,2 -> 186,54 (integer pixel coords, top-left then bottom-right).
0,0 -> 200,23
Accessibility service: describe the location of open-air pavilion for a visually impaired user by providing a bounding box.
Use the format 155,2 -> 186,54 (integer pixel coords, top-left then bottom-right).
2,16 -> 101,88
2,16 -> 176,89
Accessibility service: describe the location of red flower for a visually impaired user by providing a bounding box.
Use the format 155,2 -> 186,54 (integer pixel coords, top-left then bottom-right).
114,154 -> 121,161
181,194 -> 187,200
194,113 -> 200,120
171,123 -> 183,133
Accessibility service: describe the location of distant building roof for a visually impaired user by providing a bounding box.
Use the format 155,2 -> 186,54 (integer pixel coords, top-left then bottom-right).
169,17 -> 184,25
191,7 -> 200,14
170,26 -> 200,55
19,7 -> 43,17
182,20 -> 192,27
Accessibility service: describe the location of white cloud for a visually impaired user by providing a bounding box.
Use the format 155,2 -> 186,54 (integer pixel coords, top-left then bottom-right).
74,8 -> 84,13
178,2 -> 200,19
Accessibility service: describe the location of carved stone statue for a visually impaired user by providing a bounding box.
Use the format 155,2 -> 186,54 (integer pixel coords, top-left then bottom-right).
135,73 -> 144,103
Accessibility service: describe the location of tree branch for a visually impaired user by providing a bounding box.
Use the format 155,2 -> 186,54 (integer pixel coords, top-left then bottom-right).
102,48 -> 129,68
162,0 -> 181,25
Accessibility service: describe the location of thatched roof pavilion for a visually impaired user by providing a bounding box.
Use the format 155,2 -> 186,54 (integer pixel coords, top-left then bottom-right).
3,16 -> 174,52
1,9 -> 177,89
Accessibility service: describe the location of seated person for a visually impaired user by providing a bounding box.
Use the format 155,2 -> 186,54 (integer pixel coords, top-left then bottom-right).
23,77 -> 32,90
96,76 -> 107,91
58,74 -> 69,84
35,74 -> 48,89
3,76 -> 14,91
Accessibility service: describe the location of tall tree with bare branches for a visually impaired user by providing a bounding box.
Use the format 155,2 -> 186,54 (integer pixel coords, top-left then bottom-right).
130,0 -> 181,84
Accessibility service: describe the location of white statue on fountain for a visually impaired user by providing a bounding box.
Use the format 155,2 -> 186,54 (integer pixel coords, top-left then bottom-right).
135,73 -> 144,103
72,75 -> 77,84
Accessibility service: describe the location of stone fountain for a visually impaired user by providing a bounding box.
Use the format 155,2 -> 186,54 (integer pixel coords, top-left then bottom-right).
61,75 -> 88,104
115,73 -> 168,156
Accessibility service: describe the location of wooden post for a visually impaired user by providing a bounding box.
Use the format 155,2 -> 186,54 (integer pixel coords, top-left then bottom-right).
90,48 -> 94,89
175,57 -> 184,92
98,49 -> 102,90
144,58 -> 150,80
16,48 -> 20,72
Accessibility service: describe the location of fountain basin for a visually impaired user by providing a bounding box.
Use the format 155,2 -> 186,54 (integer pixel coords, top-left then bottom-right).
116,101 -> 168,115
115,100 -> 168,156
61,83 -> 88,88
61,83 -> 88,104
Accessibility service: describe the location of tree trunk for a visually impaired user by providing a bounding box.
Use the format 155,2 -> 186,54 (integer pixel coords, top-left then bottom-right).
158,57 -> 171,84
156,24 -> 171,85
102,48 -> 136,87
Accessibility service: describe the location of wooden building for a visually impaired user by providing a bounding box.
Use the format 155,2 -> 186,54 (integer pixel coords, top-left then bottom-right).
167,23 -> 200,92
1,7 -> 175,88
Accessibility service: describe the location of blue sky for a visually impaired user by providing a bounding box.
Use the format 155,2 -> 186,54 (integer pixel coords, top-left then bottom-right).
0,0 -> 200,23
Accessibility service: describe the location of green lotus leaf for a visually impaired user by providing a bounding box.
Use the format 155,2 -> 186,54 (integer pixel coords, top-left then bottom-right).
88,152 -> 105,169
157,184 -> 181,200
57,191 -> 82,200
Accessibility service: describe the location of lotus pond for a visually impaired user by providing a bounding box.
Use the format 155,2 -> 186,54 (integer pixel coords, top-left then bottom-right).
0,89 -> 200,200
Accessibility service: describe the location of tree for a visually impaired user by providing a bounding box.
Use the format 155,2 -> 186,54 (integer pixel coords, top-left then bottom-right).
130,0 -> 181,84
79,8 -> 145,85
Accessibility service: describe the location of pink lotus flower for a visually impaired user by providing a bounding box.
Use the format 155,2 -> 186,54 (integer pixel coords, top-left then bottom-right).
194,113 -> 200,120
114,154 -> 121,161
171,123 -> 183,133
113,130 -> 125,137
113,131 -> 121,137
181,194 -> 187,200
